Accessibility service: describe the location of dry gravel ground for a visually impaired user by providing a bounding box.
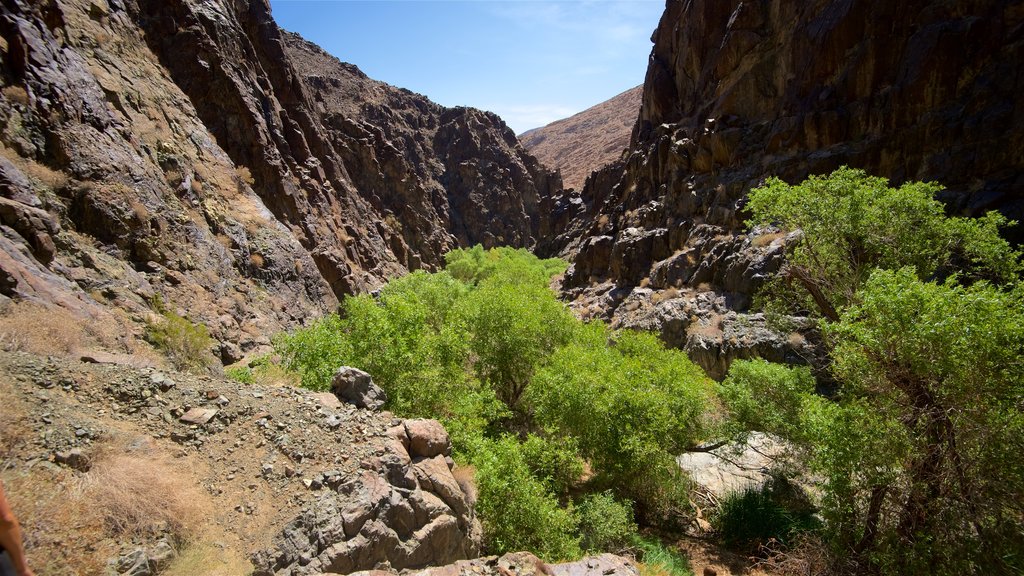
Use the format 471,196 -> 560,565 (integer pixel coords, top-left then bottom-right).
0,350 -> 398,575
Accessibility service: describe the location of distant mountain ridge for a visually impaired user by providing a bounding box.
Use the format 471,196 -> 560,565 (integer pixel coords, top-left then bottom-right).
519,85 -> 642,191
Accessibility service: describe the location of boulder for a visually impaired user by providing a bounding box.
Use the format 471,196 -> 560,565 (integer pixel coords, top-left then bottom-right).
331,366 -> 387,411
404,419 -> 452,459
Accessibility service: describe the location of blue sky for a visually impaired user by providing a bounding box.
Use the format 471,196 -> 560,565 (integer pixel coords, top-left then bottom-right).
268,0 -> 664,134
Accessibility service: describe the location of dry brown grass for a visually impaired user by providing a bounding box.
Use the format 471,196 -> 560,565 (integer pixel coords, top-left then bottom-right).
2,85 -> 29,106
3,434 -> 214,575
0,378 -> 31,462
0,302 -> 87,355
163,542 -> 251,576
752,232 -> 786,248
788,332 -> 806,348
0,301 -> 128,359
3,465 -> 114,575
452,465 -> 478,506
235,166 -> 255,186
753,534 -> 833,576
249,253 -> 265,269
80,441 -> 211,541
0,144 -> 68,191
651,287 -> 680,304
687,313 -> 725,339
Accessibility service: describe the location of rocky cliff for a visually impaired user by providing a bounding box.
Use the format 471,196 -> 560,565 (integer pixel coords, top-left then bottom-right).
520,85 -> 642,191
551,0 -> 1024,377
0,0 -> 559,364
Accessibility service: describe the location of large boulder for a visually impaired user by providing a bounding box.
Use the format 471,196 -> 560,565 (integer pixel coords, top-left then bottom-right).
331,367 -> 387,411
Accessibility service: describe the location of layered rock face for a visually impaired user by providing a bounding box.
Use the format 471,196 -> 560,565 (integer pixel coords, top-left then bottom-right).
0,0 -> 558,361
552,0 -> 1024,376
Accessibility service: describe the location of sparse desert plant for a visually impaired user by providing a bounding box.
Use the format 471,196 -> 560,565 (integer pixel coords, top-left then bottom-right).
162,542 -> 252,576
651,287 -> 680,304
145,297 -> 216,372
1,85 -> 29,106
235,165 -> 255,186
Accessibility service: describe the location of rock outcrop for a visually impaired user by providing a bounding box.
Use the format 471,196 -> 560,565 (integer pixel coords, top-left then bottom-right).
252,418 -> 480,575
345,551 -> 640,576
332,366 -> 387,411
550,0 -> 1024,377
0,0 -> 560,363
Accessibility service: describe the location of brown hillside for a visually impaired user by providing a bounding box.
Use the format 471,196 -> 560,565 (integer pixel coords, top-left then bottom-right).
519,85 -> 642,191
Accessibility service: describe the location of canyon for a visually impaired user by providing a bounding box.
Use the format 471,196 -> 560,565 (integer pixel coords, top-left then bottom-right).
0,0 -> 1022,574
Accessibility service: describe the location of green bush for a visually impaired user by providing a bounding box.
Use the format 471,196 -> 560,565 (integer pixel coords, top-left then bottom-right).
713,480 -> 820,555
145,299 -> 216,373
576,491 -> 637,553
460,278 -> 575,411
631,535 -> 693,576
274,246 -> 718,558
224,365 -> 254,384
445,245 -> 566,288
520,434 -> 584,497
472,436 -> 581,561
718,359 -> 816,441
532,324 -> 712,519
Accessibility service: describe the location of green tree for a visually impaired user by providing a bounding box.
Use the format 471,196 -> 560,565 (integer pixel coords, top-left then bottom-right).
532,324 -> 712,521
722,270 -> 1024,574
746,167 -> 1020,320
460,277 -> 575,410
472,435 -> 582,561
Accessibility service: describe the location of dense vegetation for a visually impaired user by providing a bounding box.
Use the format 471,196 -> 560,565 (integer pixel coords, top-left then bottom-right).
724,168 -> 1024,574
275,245 -> 710,568
269,169 -> 1022,575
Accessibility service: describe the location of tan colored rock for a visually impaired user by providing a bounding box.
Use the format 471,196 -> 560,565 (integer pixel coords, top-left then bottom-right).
404,418 -> 452,458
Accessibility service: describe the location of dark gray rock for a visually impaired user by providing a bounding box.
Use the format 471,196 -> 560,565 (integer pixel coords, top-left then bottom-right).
331,366 -> 387,411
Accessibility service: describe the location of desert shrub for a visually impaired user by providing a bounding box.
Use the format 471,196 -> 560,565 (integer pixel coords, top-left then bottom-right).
226,355 -> 299,387
722,270 -> 1024,574
472,436 -> 581,561
145,298 -> 216,373
276,246 -> 714,558
713,480 -> 820,555
274,313 -> 349,390
224,365 -> 255,384
460,277 -> 575,410
576,491 -> 637,553
445,244 -> 565,287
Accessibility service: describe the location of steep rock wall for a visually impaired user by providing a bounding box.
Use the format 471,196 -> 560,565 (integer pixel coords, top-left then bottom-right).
0,0 -> 559,362
552,0 -> 1024,376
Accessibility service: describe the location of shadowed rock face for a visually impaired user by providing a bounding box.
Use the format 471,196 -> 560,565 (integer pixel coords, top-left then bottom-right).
0,0 -> 559,360
548,0 -> 1024,377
